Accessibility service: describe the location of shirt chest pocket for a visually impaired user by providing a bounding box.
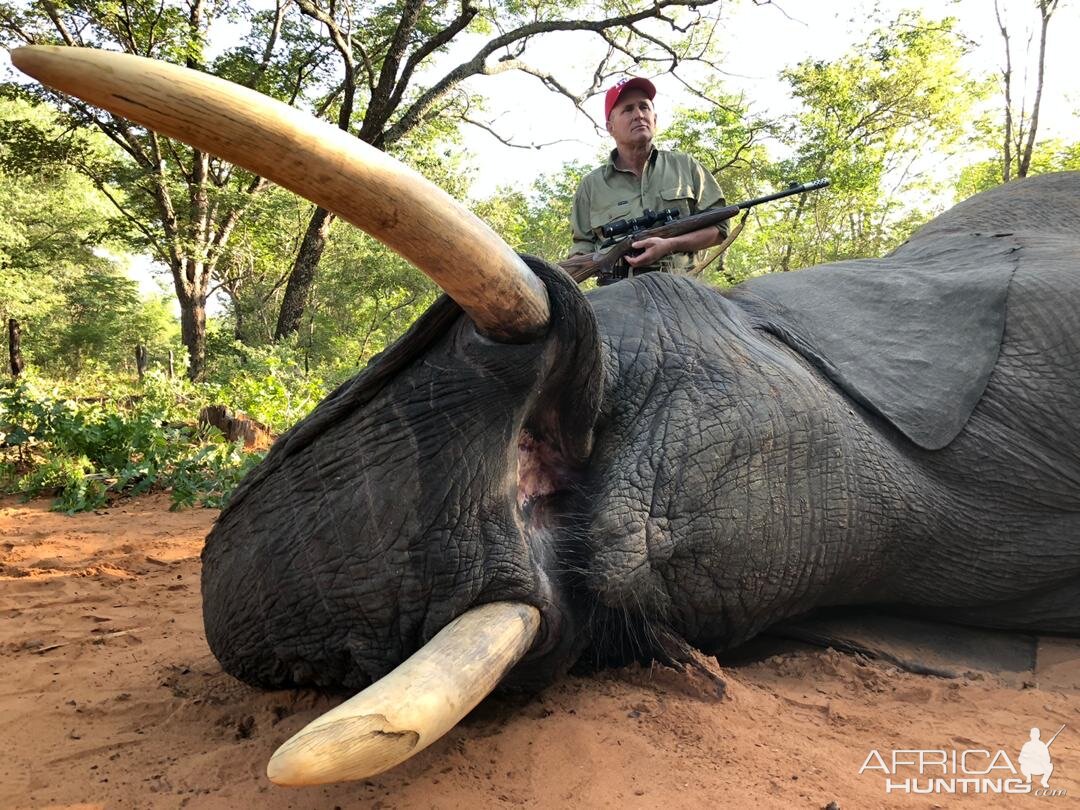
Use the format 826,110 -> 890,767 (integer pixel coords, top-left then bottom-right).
660,186 -> 695,219
589,201 -> 633,235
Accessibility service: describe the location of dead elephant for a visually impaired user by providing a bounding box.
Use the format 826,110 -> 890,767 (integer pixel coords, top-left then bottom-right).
13,46 -> 1080,788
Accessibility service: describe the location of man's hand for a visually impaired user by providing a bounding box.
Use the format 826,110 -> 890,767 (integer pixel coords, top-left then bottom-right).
625,236 -> 673,267
625,223 -> 728,268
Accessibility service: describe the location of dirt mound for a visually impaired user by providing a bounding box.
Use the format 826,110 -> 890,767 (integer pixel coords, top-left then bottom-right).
1,494 -> 1076,808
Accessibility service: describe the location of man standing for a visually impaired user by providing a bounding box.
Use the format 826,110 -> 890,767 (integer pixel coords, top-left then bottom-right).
569,77 -> 727,280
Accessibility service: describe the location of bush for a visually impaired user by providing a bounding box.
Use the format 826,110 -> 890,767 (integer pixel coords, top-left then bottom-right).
168,440 -> 265,510
202,341 -> 329,432
0,375 -> 266,513
17,453 -> 105,511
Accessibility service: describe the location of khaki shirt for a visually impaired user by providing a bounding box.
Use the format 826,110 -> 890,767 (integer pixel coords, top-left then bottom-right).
569,148 -> 726,274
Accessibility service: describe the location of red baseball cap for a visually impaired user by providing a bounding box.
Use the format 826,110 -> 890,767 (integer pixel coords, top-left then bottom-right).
604,77 -> 657,120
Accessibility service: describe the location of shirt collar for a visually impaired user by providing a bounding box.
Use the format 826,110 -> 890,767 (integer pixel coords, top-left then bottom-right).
604,145 -> 659,178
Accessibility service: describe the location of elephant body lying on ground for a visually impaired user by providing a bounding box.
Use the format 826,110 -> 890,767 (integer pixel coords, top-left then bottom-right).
13,45 -> 1077,786
203,170 -> 1080,690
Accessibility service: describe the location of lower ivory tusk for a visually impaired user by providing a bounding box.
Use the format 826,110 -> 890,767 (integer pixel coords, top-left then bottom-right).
265,601 -> 541,786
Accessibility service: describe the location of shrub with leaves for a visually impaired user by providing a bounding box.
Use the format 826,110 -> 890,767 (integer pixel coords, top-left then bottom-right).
16,453 -> 106,512
203,341 -> 328,433
168,439 -> 265,510
0,376 -> 265,513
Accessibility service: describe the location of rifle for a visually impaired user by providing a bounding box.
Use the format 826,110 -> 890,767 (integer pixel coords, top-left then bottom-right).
558,178 -> 829,284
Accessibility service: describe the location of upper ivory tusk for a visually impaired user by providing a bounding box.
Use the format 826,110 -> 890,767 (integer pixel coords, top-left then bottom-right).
9,46 -> 550,342
265,601 -> 541,786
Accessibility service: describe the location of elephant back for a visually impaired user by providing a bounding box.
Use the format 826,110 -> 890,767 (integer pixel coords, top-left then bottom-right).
903,171 -> 1080,244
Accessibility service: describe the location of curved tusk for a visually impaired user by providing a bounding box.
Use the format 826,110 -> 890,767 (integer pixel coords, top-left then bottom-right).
265,601 -> 541,786
10,46 -> 549,342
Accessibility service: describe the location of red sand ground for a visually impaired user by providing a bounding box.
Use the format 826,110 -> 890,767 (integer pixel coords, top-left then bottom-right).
1,493 -> 1077,809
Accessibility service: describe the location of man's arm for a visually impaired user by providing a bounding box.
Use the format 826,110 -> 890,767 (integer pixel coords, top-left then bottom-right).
568,182 -> 597,257
624,223 -> 725,267
626,153 -> 726,267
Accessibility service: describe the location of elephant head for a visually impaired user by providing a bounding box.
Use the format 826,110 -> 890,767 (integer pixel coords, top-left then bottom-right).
15,47 -> 1080,788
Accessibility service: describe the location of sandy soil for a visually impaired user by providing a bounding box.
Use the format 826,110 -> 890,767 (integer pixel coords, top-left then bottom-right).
1,494 -> 1077,810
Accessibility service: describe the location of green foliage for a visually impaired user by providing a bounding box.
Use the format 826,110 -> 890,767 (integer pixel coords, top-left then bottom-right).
20,452 -> 111,513
212,185 -> 311,345
213,198 -> 440,380
167,441 -> 264,510
212,131 -> 462,377
0,0 -> 334,380
0,99 -> 109,316
304,231 -> 439,376
660,88 -> 777,204
48,265 -> 179,376
18,453 -> 96,500
956,139 -> 1080,199
202,342 -> 329,432
213,8 -> 333,100
752,12 -> 985,271
473,161 -> 592,261
0,97 -> 177,375
0,375 -> 266,513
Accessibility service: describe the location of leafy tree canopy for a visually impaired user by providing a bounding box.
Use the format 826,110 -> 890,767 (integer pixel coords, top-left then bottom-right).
0,96 -> 176,374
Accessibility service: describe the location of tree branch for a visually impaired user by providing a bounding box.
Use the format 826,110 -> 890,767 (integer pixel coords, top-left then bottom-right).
294,0 -> 357,132
248,0 -> 287,90
461,115 -> 579,149
88,175 -> 167,259
358,0 -> 424,142
751,0 -> 800,24
382,0 -> 721,148
40,0 -> 77,45
377,0 -> 479,141
995,0 -> 1014,181
1019,0 -> 1059,177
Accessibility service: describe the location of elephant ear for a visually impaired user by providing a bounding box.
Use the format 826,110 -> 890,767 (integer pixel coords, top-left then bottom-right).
730,233 -> 1018,450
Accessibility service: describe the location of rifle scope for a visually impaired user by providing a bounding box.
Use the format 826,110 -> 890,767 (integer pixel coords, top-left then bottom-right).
601,207 -> 681,239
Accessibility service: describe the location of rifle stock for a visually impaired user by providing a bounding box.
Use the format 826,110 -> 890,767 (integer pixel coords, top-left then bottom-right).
558,178 -> 829,283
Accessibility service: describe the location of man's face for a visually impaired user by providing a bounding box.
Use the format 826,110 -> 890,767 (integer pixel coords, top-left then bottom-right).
606,88 -> 656,148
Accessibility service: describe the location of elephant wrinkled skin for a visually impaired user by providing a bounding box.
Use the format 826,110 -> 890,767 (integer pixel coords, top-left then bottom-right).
203,171 -> 1080,692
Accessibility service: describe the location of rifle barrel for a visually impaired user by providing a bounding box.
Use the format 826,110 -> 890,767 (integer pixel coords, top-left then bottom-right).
737,178 -> 830,211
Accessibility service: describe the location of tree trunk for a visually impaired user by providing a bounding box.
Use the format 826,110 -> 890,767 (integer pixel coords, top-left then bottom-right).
168,349 -> 175,379
198,404 -> 276,450
8,318 -> 24,378
995,0 -> 1014,182
180,297 -> 208,381
1018,0 -> 1058,178
779,192 -> 809,272
275,207 -> 335,340
231,293 -> 245,342
135,344 -> 148,379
